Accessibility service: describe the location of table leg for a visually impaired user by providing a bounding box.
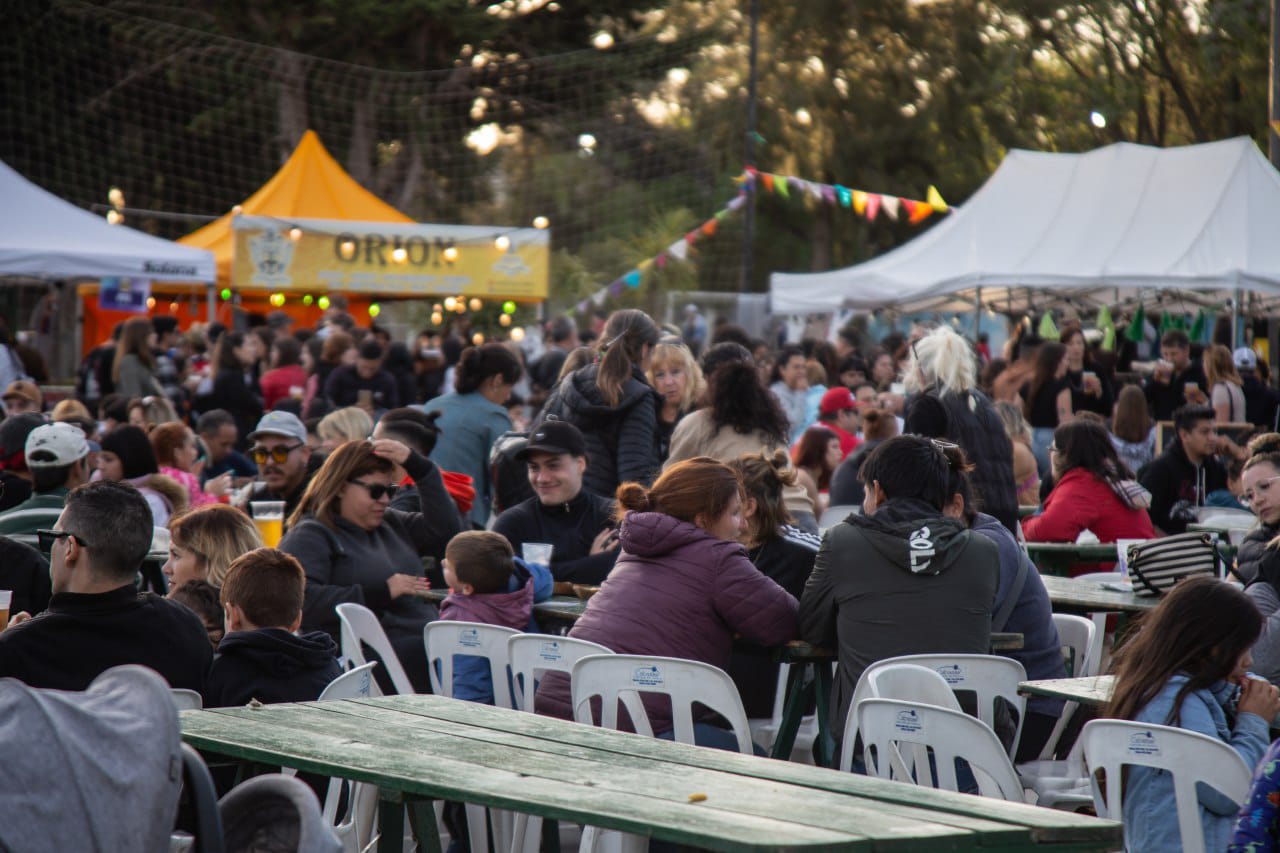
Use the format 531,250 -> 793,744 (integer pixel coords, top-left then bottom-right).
377,790 -> 405,853
769,663 -> 813,761
813,663 -> 834,768
407,797 -> 443,853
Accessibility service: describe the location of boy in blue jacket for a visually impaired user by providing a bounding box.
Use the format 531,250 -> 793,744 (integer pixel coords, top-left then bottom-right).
438,531 -> 551,704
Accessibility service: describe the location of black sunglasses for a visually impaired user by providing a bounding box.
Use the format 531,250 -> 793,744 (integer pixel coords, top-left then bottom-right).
36,528 -> 92,552
250,443 -> 305,465
348,479 -> 399,501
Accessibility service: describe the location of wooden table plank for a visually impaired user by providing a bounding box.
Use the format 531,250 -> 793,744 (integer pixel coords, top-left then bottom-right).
346,695 -> 1120,845
1019,675 -> 1115,706
1039,575 -> 1156,614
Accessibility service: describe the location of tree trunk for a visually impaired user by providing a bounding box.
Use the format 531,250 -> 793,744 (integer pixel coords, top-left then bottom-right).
275,52 -> 310,162
348,92 -> 376,185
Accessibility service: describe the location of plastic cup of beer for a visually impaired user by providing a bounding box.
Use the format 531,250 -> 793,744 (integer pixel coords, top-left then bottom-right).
250,501 -> 286,547
0,590 -> 11,629
1184,381 -> 1199,397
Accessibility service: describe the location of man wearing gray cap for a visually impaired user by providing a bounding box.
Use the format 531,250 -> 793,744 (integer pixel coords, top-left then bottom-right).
0,422 -> 92,538
246,411 -> 319,523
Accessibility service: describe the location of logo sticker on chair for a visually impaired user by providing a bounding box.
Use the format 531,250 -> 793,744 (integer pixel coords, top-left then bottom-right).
934,664 -> 965,684
632,666 -> 664,687
894,709 -> 923,734
356,673 -> 371,697
1127,730 -> 1161,756
459,628 -> 481,648
538,641 -> 563,661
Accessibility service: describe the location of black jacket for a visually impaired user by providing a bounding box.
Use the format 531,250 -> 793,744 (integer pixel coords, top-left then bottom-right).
204,628 -> 342,708
1242,374 -> 1280,431
537,364 -> 659,498
323,364 -> 400,410
904,387 -> 1018,534
0,584 -> 212,692
828,439 -> 885,507
492,490 -> 619,584
209,368 -> 263,447
0,536 -> 50,617
799,498 -> 998,733
1144,362 -> 1207,422
1137,441 -> 1228,534
1236,522 -> 1277,585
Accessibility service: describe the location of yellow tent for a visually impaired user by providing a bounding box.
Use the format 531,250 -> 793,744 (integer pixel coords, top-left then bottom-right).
180,130 -> 412,287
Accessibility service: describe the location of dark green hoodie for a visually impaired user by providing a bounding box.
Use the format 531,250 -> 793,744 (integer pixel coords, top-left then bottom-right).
799,497 -> 999,737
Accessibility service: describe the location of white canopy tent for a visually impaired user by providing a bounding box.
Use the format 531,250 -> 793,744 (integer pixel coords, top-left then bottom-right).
770,137 -> 1280,316
0,159 -> 215,283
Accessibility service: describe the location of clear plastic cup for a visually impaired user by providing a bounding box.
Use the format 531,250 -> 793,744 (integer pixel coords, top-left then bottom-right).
250,501 -> 286,547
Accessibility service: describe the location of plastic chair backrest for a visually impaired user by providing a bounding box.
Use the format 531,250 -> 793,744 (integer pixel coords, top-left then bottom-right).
507,634 -> 613,712
857,698 -> 1026,801
319,661 -> 381,701
334,603 -> 416,695
570,654 -> 753,754
1080,719 -> 1252,853
867,653 -> 1027,758
423,621 -> 520,708
1051,613 -> 1099,679
841,663 -> 963,771
171,689 -> 203,711
818,504 -> 861,530
180,743 -> 226,853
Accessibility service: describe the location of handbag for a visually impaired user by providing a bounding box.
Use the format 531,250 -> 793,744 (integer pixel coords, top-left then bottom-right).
1126,532 -> 1221,595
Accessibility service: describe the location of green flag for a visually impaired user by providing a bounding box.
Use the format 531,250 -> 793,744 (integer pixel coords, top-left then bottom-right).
1125,304 -> 1146,344
1096,305 -> 1114,332
1189,309 -> 1206,342
1101,326 -> 1116,352
1038,312 -> 1060,341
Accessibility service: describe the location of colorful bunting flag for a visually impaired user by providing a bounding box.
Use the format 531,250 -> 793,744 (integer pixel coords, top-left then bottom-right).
1096,305 -> 1114,333
865,194 -> 881,222
623,270 -> 642,289
1038,312 -> 1059,341
761,173 -> 775,193
1101,326 -> 1116,352
852,190 -> 868,215
881,197 -> 901,222
1125,304 -> 1146,344
1189,308 -> 1206,342
927,185 -> 948,213
774,176 -> 790,199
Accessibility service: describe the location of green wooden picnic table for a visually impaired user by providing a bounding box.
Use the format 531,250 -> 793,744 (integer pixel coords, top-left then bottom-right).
1038,575 -> 1157,615
1019,675 -> 1115,707
181,695 -> 1120,852
1022,542 -> 1120,576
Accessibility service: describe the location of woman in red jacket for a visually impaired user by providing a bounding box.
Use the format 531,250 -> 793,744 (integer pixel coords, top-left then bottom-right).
1022,419 -> 1154,573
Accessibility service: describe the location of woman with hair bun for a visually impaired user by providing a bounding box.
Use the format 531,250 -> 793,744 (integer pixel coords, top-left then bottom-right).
534,457 -> 798,749
537,309 -> 662,497
424,342 -> 522,526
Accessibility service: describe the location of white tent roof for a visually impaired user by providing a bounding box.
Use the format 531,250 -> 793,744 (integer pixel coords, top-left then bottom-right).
770,137 -> 1280,314
0,159 -> 215,283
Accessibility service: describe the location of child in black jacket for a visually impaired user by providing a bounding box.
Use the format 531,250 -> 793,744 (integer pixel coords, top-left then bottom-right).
204,548 -> 342,708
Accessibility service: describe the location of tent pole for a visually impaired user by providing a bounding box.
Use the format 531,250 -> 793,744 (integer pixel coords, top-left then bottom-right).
1234,287 -> 1245,348
973,286 -> 982,343
206,283 -> 216,322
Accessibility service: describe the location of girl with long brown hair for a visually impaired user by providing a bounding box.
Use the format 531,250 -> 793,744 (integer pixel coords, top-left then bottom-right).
1020,340 -> 1071,474
1110,383 -> 1156,474
1105,576 -> 1278,851
112,316 -> 163,399
534,457 -> 798,748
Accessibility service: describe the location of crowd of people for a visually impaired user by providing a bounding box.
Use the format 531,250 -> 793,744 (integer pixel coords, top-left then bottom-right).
8,298 -> 1280,848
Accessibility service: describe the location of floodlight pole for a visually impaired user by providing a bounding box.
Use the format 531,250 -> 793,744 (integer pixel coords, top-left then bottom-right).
741,0 -> 760,295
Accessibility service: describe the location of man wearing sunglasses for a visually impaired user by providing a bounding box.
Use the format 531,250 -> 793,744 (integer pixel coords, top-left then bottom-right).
0,480 -> 212,691
246,411 -> 320,523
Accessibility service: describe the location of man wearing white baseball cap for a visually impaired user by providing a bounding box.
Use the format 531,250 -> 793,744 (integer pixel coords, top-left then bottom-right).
1235,347 -> 1280,430
0,422 -> 92,538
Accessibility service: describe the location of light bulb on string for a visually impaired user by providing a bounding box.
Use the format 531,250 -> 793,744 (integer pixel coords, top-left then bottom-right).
532,216 -> 549,230
431,311 -> 443,326
288,227 -> 303,242
303,294 -> 314,306
169,302 -> 179,313
472,332 -> 485,345
502,300 -> 517,314
499,313 -> 512,327
432,303 -> 443,313
108,187 -> 124,208
391,247 -> 408,264
269,293 -> 286,307
510,327 -> 525,342
444,297 -> 457,311
443,246 -> 459,263
469,297 -> 483,312
231,205 -> 243,215
106,210 -> 122,225
220,288 -> 233,301
494,235 -> 511,252
368,303 -> 381,318
339,240 -> 357,260
146,297 -> 156,311
318,295 -> 331,310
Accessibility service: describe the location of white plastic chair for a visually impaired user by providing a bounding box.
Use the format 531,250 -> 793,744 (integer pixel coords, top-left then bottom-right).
507,634 -> 613,712
818,504 -> 860,531
424,622 -> 521,853
170,689 -> 203,711
335,602 -> 416,695
855,653 -> 1027,759
1080,719 -> 1253,853
316,662 -> 380,853
749,662 -> 819,761
840,663 -> 962,773
857,698 -> 1029,801
571,655 -> 754,853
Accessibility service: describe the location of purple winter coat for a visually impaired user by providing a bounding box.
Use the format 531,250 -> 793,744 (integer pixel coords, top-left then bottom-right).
534,510 -> 798,733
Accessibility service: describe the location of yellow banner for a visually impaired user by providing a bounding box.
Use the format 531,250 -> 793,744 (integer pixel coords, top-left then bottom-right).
230,216 -> 548,300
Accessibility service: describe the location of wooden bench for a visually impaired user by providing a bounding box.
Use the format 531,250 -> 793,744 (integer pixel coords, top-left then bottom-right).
181,695 -> 1121,852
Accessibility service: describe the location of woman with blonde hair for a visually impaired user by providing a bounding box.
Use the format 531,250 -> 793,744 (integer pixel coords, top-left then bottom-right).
112,316 -> 163,399
902,325 -> 1018,533
1204,343 -> 1246,424
164,503 -> 263,591
280,437 -> 457,691
647,340 -> 704,459
316,406 -> 373,453
995,401 -> 1041,507
127,395 -> 179,432
534,457 -> 798,748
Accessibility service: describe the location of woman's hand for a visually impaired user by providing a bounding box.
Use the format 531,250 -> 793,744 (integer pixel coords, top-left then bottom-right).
387,573 -> 431,599
370,438 -> 411,467
1237,676 -> 1280,721
205,472 -> 233,497
1083,375 -> 1102,397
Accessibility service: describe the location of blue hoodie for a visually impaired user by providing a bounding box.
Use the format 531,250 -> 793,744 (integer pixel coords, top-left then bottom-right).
1124,674 -> 1269,852
437,557 -> 552,704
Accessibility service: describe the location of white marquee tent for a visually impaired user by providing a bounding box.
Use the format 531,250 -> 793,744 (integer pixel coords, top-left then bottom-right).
769,136 -> 1280,315
0,159 -> 215,283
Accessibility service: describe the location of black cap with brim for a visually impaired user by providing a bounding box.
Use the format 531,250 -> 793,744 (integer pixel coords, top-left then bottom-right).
516,420 -> 587,460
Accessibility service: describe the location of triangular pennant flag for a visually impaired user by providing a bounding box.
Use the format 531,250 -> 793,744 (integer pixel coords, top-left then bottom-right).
576,300 -> 589,314
904,199 -> 932,224
636,258 -> 654,273
822,185 -> 836,205
715,208 -> 731,222
590,290 -> 608,307
881,196 -> 901,221
1125,304 -> 1146,343
655,253 -> 668,270
761,173 -> 775,194
1159,311 -> 1173,334
927,185 -> 948,213
1038,312 -> 1059,341
836,186 -> 852,208
702,219 -> 718,237
608,280 -> 626,296
1189,309 -> 1205,342
1101,326 -> 1116,352
726,194 -> 747,211
806,181 -> 824,202
623,270 -> 642,289
775,177 -> 790,199
1096,305 -> 1114,332
667,239 -> 689,261
852,190 -> 868,215
865,193 -> 881,221
685,229 -> 700,245
1172,313 -> 1187,332
732,172 -> 750,185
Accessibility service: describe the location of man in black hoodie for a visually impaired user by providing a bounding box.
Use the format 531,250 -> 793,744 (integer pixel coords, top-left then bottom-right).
799,435 -> 998,749
204,548 -> 341,708
1138,405 -> 1227,535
